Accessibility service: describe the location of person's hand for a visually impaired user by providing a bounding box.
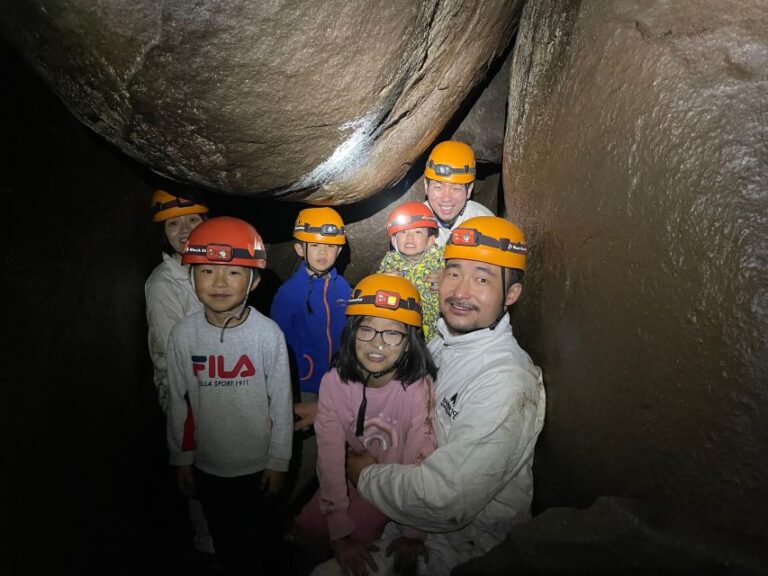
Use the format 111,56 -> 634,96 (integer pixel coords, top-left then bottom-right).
424,271 -> 441,292
294,401 -> 319,431
175,465 -> 197,497
260,469 -> 285,496
346,449 -> 377,486
332,536 -> 379,576
386,537 -> 428,576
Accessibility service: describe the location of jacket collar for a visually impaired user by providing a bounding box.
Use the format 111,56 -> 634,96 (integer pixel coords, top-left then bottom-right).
163,252 -> 192,281
304,265 -> 337,281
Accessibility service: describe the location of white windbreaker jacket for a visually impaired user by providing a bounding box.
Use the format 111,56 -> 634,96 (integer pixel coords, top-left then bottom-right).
425,199 -> 494,247
145,252 -> 201,413
357,314 -> 545,553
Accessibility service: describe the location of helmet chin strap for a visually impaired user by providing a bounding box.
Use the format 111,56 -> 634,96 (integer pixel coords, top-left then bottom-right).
305,261 -> 332,277
434,191 -> 469,230
303,242 -> 335,314
303,242 -> 334,276
354,342 -> 407,437
219,269 -> 253,343
488,266 -> 508,331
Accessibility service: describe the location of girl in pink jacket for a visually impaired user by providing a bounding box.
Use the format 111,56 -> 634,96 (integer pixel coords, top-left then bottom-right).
293,274 -> 437,575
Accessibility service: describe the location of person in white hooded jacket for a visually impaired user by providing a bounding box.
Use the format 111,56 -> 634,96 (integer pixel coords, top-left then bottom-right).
314,216 -> 546,576
143,189 -> 218,566
145,188 -> 209,413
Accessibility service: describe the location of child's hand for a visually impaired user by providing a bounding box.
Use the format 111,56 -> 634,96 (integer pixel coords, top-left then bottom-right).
260,469 -> 285,496
175,465 -> 197,497
332,536 -> 379,576
294,401 -> 319,431
385,537 -> 428,576
425,271 -> 441,292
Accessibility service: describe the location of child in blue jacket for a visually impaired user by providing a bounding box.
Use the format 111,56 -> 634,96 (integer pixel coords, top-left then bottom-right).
270,207 -> 352,505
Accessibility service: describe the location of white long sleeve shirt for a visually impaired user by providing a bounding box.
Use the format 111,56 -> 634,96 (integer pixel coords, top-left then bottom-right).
145,252 -> 201,413
357,314 -> 545,553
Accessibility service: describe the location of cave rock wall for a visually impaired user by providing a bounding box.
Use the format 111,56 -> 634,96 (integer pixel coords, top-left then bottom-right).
505,0 -> 768,538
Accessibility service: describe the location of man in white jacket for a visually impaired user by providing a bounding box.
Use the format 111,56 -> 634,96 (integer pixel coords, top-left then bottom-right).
422,140 -> 494,247
313,216 -> 546,576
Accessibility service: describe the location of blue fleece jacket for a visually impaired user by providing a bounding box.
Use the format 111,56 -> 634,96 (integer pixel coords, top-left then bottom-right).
270,266 -> 351,395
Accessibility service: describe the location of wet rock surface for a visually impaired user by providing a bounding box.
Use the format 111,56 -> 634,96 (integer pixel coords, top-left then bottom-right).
0,0 -> 521,201
503,0 -> 768,544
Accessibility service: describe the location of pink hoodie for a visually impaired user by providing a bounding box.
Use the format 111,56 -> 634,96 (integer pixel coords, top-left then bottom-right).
314,368 -> 436,540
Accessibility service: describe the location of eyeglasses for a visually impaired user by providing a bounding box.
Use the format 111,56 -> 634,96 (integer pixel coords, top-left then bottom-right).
356,325 -> 406,347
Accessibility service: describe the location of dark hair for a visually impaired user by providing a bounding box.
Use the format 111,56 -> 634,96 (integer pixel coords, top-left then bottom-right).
505,267 -> 525,286
158,213 -> 209,256
334,315 -> 437,388
191,264 -> 261,280
159,223 -> 175,256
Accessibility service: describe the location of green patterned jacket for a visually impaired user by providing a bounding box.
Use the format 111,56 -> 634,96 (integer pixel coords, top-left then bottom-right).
377,244 -> 444,341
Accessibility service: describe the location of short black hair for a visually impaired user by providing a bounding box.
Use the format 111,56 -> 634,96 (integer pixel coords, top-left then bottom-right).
191,264 -> 261,280
505,268 -> 525,286
334,315 -> 437,387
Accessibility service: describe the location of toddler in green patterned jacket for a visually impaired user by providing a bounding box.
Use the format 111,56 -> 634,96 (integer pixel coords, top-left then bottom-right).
377,201 -> 444,341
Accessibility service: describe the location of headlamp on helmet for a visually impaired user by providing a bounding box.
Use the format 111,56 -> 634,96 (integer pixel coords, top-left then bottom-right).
423,141 -> 476,185
293,207 -> 347,245
346,274 -> 422,327
386,202 -> 438,236
182,217 -> 267,268
151,189 -> 209,223
444,216 -> 528,270
450,228 -> 527,254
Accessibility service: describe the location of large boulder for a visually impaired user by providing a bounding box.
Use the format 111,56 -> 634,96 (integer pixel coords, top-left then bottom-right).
504,0 -> 768,542
0,0 -> 521,201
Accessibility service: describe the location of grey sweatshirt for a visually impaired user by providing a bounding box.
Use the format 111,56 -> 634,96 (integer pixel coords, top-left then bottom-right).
167,307 -> 293,477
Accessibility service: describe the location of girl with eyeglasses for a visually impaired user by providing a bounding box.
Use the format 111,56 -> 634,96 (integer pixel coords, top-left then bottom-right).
291,273 -> 437,576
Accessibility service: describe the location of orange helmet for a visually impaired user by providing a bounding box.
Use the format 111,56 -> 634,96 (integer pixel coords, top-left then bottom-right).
346,274 -> 422,327
293,207 -> 346,245
445,216 -> 527,270
386,201 -> 438,236
151,189 -> 209,222
182,216 -> 266,268
424,140 -> 476,185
